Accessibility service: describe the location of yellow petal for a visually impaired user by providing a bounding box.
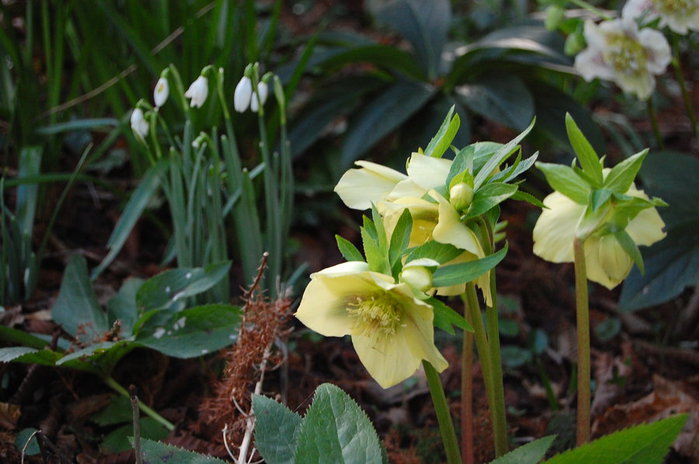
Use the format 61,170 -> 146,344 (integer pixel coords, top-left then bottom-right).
533,192 -> 585,263
352,331 -> 423,388
406,153 -> 452,191
334,161 -> 406,210
430,190 -> 484,257
387,178 -> 428,201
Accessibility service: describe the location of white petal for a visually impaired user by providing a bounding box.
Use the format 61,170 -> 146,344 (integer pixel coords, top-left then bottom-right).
234,76 -> 253,112
584,235 -> 633,289
626,207 -> 666,246
334,162 -> 406,210
430,190 -> 484,257
575,48 -> 615,82
406,153 -> 452,191
153,77 -> 169,108
251,82 -> 268,112
638,28 -> 671,74
352,331 -> 423,388
622,0 -> 655,20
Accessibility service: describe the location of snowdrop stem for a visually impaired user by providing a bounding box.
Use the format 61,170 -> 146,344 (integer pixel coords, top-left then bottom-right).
573,237 -> 591,445
104,375 -> 175,431
646,98 -> 664,150
423,360 -> 461,464
166,64 -> 191,119
670,36 -> 698,139
567,0 -> 613,20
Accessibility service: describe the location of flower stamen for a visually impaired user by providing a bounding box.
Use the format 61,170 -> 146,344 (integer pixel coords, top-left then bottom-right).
347,294 -> 402,337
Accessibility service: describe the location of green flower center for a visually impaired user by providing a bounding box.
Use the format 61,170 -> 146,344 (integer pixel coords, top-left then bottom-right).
603,33 -> 647,77
654,0 -> 695,16
347,293 -> 402,337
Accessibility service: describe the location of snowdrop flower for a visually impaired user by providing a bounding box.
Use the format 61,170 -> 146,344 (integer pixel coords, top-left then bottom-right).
184,76 -> 209,108
295,261 -> 448,388
153,77 -> 169,108
574,18 -> 671,100
234,76 -> 253,112
623,0 -> 699,34
533,184 -> 666,289
130,108 -> 148,138
250,81 -> 268,112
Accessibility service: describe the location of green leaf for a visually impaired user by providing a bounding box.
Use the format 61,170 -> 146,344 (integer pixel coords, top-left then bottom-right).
136,262 -> 231,311
432,243 -> 508,287
0,326 -> 50,350
106,277 -> 145,336
456,74 -> 534,131
341,80 -> 434,170
603,149 -> 648,194
136,304 -> 241,358
92,161 -> 166,279
92,395 -> 133,426
405,241 -> 462,264
139,438 -> 228,464
429,297 -> 472,335
253,395 -> 303,464
467,183 -> 518,218
544,414 -> 688,464
489,435 -> 555,464
336,235 -> 364,262
536,162 -> 591,204
423,106 -> 460,158
474,119 -> 535,190
375,0 -> 451,78
52,255 -> 109,342
565,113 -> 603,187
15,428 -> 40,456
590,189 -> 613,212
294,383 -> 383,464
316,44 -> 425,81
614,230 -> 644,274
388,209 -> 412,274
511,190 -> 545,209
102,417 -> 169,454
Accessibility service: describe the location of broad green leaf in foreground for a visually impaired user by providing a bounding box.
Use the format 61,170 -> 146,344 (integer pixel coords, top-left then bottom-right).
490,435 -> 556,464
52,255 -> 109,342
293,383 -> 383,464
544,414 -> 687,464
253,395 -> 303,464
139,439 -> 227,464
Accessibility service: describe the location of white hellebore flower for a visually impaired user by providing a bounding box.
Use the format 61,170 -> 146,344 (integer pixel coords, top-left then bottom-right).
184,76 -> 209,108
623,0 -> 699,34
295,261 -> 448,388
130,108 -> 148,138
234,76 -> 253,112
250,81 -> 268,112
153,77 -> 169,108
574,18 -> 671,100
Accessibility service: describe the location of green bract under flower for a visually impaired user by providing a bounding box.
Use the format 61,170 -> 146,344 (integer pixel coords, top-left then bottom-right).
294,261 -> 448,388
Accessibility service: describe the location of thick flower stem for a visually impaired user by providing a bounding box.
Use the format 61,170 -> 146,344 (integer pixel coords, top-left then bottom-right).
646,98 -> 664,150
463,285 -> 507,457
670,36 -> 698,139
104,376 -> 175,432
461,324 -> 475,464
423,360 -> 461,464
573,237 -> 591,445
485,304 -> 508,456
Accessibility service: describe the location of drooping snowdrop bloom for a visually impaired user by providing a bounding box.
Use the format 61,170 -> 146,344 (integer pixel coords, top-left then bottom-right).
295,261 -> 448,388
234,76 -> 253,112
130,108 -> 148,138
533,184 -> 666,289
153,77 -> 169,108
574,18 -> 671,100
623,0 -> 699,34
250,81 -> 268,112
184,76 -> 209,108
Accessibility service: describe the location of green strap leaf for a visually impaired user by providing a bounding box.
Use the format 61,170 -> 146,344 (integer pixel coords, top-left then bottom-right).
603,149 -> 648,194
335,235 -> 364,262
536,162 -> 591,205
544,414 -> 688,464
429,297 -> 472,335
388,209 -> 412,274
565,113 -> 603,187
424,106 -> 460,158
432,243 -> 508,287
466,182 -> 518,219
405,241 -> 462,264
474,119 -> 535,190
614,230 -> 645,275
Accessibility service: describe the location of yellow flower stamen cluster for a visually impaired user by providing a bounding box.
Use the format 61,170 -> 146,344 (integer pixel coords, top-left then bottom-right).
347,294 -> 402,337
604,34 -> 647,77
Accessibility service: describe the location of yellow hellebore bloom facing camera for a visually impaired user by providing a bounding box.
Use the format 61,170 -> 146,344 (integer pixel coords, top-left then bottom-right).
533,185 -> 666,289
295,261 -> 448,388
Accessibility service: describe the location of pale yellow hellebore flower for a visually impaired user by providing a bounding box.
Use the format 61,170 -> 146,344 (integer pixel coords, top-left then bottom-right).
532,185 -> 666,289
295,261 -> 448,388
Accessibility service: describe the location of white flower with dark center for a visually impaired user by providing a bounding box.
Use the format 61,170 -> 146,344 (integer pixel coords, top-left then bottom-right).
623,0 -> 699,34
574,18 -> 671,100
